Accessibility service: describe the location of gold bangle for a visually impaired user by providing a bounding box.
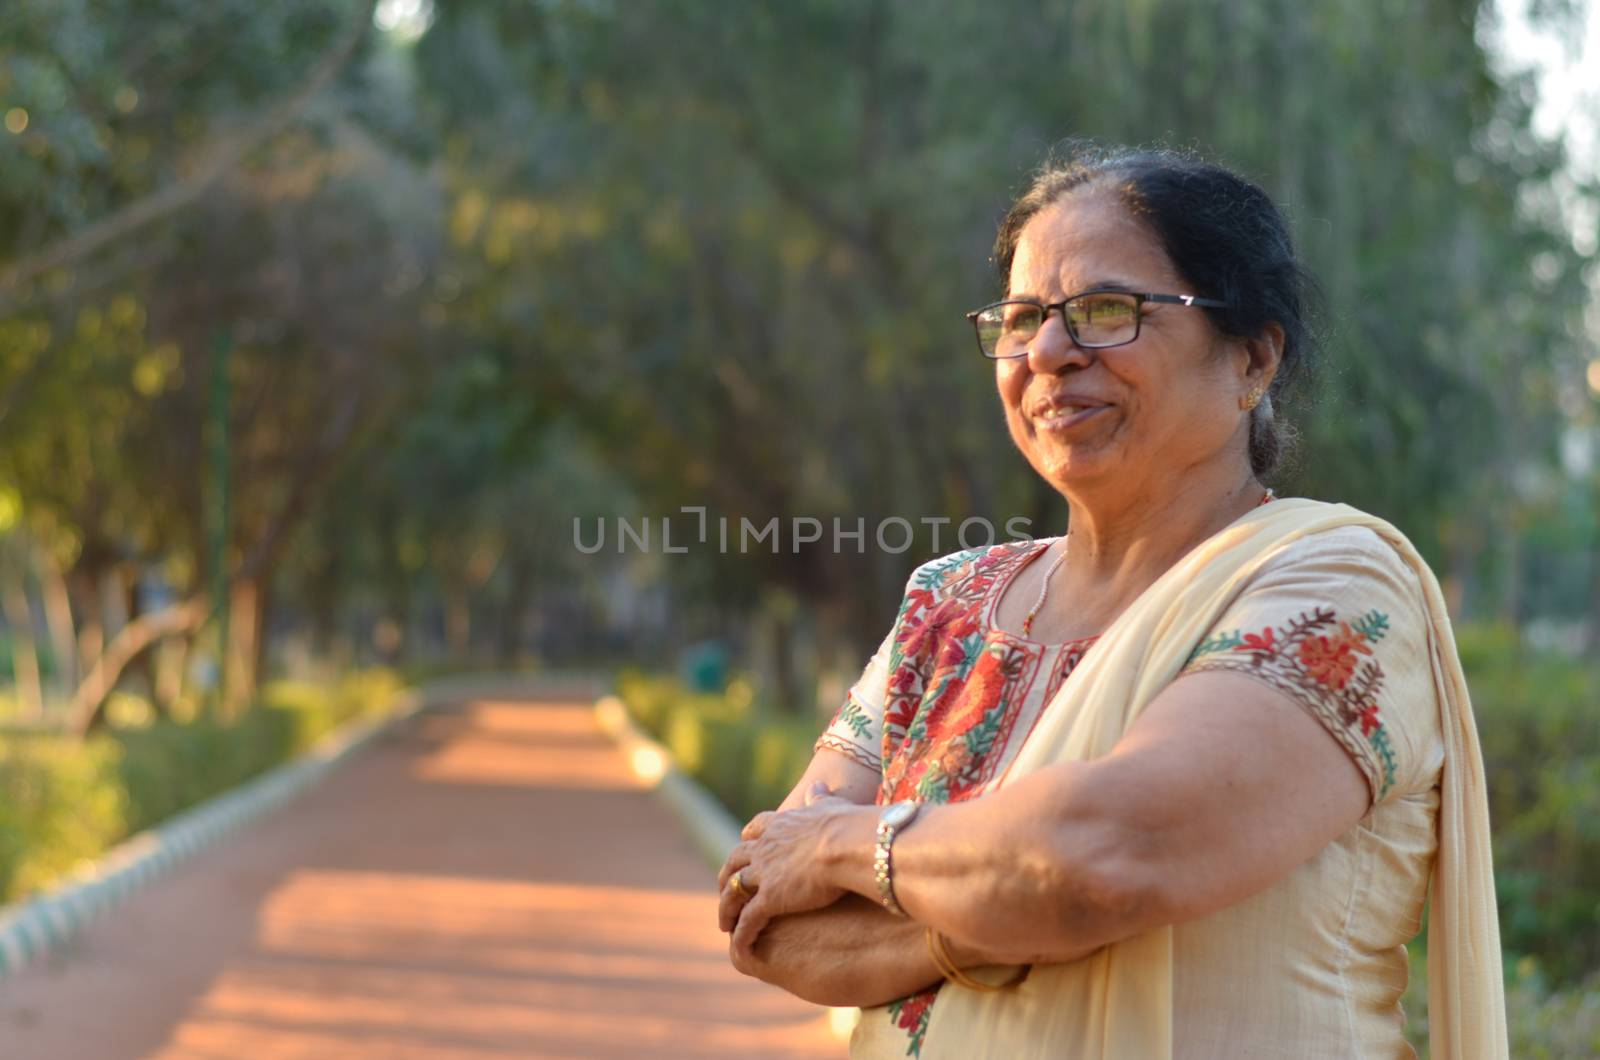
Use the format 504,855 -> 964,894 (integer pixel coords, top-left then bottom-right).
924,928 -> 1031,992
925,926 -> 961,979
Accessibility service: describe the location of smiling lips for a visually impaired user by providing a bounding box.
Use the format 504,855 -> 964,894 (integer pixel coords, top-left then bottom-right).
1029,395 -> 1111,430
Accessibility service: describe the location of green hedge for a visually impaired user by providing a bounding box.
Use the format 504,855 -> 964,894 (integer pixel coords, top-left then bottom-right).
1458,625 -> 1600,988
0,735 -> 125,901
0,669 -> 402,904
616,670 -> 818,821
1403,950 -> 1600,1058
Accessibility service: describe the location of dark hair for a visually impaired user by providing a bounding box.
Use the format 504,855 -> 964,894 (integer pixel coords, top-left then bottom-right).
993,141 -> 1321,479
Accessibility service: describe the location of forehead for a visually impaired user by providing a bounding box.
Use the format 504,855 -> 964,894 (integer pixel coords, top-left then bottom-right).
1008,191 -> 1180,297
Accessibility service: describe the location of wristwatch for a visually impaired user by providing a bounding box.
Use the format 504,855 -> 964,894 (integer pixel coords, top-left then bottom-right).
873,800 -> 922,917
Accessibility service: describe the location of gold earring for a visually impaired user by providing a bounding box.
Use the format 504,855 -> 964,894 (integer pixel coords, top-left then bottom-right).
1242,385 -> 1266,411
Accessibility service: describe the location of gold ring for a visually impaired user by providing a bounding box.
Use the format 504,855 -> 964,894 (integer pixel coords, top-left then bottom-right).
729,871 -> 748,898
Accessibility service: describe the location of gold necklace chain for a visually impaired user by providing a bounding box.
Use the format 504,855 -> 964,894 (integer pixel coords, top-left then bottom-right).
1021,538 -> 1068,638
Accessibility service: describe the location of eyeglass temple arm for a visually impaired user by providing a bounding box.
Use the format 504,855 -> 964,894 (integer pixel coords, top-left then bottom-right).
1141,293 -> 1232,308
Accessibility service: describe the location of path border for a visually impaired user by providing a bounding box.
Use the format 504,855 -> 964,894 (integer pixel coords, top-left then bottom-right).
0,671 -> 597,980
593,694 -> 860,1041
592,695 -> 743,867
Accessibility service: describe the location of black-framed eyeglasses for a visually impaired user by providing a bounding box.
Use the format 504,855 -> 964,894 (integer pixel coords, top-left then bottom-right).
965,290 -> 1231,359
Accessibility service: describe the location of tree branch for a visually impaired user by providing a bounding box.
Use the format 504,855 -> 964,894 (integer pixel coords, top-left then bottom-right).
70,596 -> 209,736
0,0 -> 379,314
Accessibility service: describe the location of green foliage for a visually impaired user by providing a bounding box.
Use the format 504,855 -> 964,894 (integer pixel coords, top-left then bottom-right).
0,668 -> 401,903
0,734 -> 124,899
1504,971 -> 1600,1059
1458,624 -> 1600,987
616,669 -> 819,820
258,668 -> 405,751
1404,947 -> 1600,1059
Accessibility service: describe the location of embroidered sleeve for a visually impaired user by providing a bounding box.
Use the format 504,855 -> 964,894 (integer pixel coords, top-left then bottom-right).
815,627 -> 893,771
1179,526 -> 1443,805
814,548 -> 1003,775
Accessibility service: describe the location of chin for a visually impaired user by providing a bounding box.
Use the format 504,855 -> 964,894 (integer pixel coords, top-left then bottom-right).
1009,412 -> 1126,486
1026,441 -> 1123,492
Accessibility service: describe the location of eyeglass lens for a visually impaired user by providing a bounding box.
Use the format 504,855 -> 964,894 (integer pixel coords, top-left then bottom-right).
976,294 -> 1140,356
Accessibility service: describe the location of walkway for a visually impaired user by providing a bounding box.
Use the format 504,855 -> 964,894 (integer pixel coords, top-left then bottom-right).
0,688 -> 842,1058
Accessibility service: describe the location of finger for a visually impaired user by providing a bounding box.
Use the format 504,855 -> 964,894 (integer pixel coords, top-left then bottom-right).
804,780 -> 832,806
732,894 -> 772,964
728,934 -> 755,977
718,874 -> 752,933
740,812 -> 775,841
716,843 -> 750,890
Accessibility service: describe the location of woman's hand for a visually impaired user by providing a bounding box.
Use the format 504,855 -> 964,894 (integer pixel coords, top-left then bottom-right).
717,782 -> 876,962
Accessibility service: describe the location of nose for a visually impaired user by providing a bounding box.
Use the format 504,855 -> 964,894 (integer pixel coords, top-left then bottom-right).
1025,307 -> 1092,375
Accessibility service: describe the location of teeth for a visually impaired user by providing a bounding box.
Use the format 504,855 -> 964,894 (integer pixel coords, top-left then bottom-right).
1034,404 -> 1102,426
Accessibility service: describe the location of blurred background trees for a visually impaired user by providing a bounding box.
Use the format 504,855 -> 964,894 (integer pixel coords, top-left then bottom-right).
1,0 -> 1595,714
2,0 -> 1598,1039
3,0 -> 1597,719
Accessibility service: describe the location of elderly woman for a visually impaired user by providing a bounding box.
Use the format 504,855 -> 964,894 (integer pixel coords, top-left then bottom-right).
716,145 -> 1507,1059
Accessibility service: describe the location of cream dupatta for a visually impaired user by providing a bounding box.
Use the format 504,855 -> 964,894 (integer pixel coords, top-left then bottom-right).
852,498 -> 1507,1059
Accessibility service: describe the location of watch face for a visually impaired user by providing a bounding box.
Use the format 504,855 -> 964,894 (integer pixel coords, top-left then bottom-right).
883,801 -> 917,829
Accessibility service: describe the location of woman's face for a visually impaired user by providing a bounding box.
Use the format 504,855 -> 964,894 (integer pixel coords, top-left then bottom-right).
997,192 -> 1260,498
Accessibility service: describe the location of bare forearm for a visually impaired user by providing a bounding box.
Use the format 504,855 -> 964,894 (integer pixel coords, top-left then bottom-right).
817,764 -> 1153,963
734,894 -> 944,1008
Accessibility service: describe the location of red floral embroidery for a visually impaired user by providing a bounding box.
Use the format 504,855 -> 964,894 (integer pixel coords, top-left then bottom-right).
1356,702 -> 1382,737
940,648 -> 1009,732
1188,607 -> 1397,797
887,987 -> 938,1056
1238,627 -> 1276,653
879,543 -> 1046,803
1296,621 -> 1372,689
861,541 -> 1102,1056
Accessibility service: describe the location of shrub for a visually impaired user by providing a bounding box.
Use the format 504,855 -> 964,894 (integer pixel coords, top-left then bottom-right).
1457,624 -> 1600,987
616,670 -> 819,821
0,735 -> 126,900
0,669 -> 402,904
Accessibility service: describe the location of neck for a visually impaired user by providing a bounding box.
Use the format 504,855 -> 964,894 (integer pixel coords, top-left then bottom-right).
1057,458 -> 1264,621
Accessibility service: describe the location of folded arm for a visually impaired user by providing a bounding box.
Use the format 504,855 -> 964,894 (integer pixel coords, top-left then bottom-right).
726,670 -> 1372,968
726,747 -> 1098,1006
727,749 -> 935,1005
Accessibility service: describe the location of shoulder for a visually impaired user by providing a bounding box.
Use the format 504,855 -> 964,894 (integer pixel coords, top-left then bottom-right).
1251,523 -> 1426,600
1188,520 -> 1444,802
1196,528 -> 1433,675
1248,501 -> 1436,590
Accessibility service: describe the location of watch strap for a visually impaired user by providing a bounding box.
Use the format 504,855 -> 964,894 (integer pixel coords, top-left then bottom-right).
873,801 -> 920,917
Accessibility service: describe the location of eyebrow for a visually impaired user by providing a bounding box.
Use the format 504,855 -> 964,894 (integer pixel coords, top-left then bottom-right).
1007,278 -> 1142,300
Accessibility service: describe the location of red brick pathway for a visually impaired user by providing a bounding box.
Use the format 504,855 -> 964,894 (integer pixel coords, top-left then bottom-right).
0,692 -> 842,1059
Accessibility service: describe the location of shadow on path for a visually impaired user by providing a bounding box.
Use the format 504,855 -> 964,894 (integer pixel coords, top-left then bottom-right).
0,691 -> 841,1059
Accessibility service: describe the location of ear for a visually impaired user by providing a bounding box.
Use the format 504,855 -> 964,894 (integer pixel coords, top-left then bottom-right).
1241,322 -> 1284,392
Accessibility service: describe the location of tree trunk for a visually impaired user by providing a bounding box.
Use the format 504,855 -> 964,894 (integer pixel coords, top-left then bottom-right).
223,577 -> 260,719
121,567 -> 164,714
445,580 -> 471,659
72,597 -> 208,737
36,546 -> 77,698
72,568 -> 105,692
154,631 -> 191,718
308,557 -> 341,657
767,600 -> 800,716
253,577 -> 274,691
496,551 -> 534,666
2,563 -> 45,722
